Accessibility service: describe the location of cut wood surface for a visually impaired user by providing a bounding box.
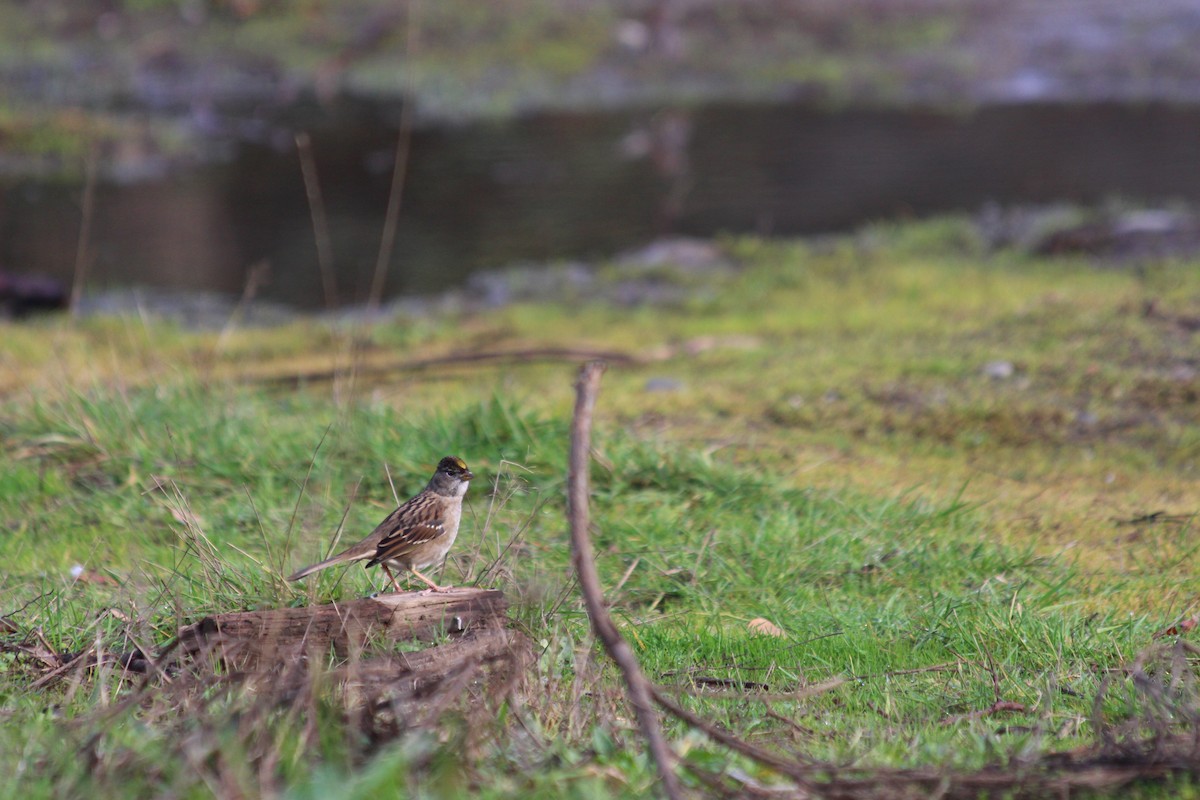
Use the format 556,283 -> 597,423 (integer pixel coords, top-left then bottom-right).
176,587 -> 507,670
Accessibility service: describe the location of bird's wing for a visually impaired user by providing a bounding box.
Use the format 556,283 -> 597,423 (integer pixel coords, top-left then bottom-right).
367,520 -> 446,566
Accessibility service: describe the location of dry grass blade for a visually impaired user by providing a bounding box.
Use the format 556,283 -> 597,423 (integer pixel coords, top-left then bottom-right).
295,131 -> 338,309
69,142 -> 98,316
367,0 -> 420,310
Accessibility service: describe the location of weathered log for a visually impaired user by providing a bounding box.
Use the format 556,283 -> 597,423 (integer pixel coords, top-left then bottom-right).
175,588 -> 507,671
330,626 -> 532,727
332,625 -> 528,690
229,625 -> 534,731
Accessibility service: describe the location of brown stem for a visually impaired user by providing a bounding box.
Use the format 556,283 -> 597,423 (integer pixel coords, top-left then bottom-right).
649,685 -> 816,787
254,347 -> 638,387
295,132 -> 338,309
568,361 -> 682,800
367,0 -> 420,310
70,143 -> 99,317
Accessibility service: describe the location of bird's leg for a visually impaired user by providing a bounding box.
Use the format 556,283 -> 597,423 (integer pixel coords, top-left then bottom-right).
380,564 -> 405,594
409,566 -> 450,593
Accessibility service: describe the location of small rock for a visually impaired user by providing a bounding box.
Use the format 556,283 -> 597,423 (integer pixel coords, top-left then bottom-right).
644,377 -> 683,392
682,334 -> 762,355
615,238 -> 730,273
1170,364 -> 1197,382
983,360 -> 1015,379
614,19 -> 650,51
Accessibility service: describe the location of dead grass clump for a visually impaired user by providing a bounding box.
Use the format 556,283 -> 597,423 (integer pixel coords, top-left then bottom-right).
6,592 -> 531,796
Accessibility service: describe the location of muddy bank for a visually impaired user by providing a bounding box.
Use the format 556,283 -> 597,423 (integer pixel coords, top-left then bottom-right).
40,207 -> 1200,329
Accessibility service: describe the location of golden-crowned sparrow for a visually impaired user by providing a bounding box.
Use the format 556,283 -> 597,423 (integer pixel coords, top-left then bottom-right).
287,456 -> 473,593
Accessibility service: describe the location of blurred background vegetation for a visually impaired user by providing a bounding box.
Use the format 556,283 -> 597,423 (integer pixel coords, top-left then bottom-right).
5,0 -> 1200,311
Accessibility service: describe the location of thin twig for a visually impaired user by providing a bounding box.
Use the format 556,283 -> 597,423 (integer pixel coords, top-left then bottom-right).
283,426 -> 333,572
1,591 -> 51,623
474,495 -> 543,587
662,676 -> 845,704
30,647 -> 93,691
368,0 -> 420,309
611,557 -> 641,599
849,659 -> 966,681
649,684 -> 816,787
941,700 -> 1028,727
254,347 -> 639,387
215,260 -> 270,352
384,461 -> 400,506
763,702 -> 816,738
568,361 -> 683,800
691,527 -> 716,585
70,143 -> 99,316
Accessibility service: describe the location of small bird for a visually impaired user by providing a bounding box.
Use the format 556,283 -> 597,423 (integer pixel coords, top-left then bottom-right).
288,456 -> 474,593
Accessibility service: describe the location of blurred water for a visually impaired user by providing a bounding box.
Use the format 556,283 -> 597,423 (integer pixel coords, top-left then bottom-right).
3,100 -> 1199,309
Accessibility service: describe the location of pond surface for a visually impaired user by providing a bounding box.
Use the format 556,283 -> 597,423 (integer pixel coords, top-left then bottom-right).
3,100 -> 1200,309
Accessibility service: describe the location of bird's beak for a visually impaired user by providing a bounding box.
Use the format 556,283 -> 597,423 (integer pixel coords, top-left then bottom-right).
462,470 -> 474,481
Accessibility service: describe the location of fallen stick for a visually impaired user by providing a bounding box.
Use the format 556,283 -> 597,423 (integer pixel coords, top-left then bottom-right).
255,347 -> 640,387
568,361 -> 683,800
648,685 -> 817,786
941,700 -> 1027,727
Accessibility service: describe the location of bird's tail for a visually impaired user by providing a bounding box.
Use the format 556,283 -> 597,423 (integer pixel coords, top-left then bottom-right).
287,554 -> 350,582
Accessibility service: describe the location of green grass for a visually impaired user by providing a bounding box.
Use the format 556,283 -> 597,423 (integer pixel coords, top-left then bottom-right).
2,218 -> 1199,796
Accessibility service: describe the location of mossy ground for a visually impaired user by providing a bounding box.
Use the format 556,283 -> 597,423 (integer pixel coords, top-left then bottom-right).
1,217 -> 1198,797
